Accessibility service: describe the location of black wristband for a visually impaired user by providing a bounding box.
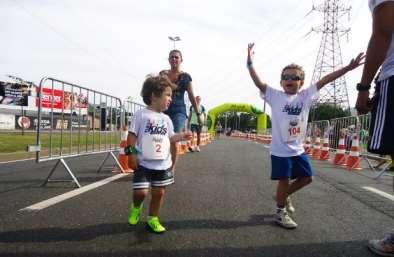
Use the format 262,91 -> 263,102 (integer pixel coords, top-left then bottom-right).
356,83 -> 371,91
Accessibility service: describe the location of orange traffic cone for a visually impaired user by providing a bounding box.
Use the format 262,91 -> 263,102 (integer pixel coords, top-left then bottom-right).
177,141 -> 184,155
200,133 -> 206,146
312,137 -> 321,159
115,125 -> 133,173
344,134 -> 362,171
333,137 -> 347,165
304,136 -> 312,155
319,136 -> 330,160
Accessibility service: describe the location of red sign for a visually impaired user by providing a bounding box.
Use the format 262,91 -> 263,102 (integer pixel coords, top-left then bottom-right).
38,88 -> 87,110
40,88 -> 63,109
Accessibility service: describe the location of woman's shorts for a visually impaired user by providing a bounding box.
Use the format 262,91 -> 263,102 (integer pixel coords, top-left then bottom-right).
168,113 -> 187,133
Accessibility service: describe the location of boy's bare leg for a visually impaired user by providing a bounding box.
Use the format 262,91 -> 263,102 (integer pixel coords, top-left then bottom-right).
287,177 -> 313,196
149,187 -> 166,216
133,189 -> 148,207
276,179 -> 290,206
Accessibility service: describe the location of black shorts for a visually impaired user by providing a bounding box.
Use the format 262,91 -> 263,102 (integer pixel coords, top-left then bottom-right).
368,75 -> 394,155
132,165 -> 174,189
190,124 -> 202,133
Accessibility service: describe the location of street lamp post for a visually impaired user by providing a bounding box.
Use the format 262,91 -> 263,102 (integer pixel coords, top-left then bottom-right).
168,36 -> 181,49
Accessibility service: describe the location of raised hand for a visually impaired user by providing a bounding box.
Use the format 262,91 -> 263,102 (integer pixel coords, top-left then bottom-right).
346,52 -> 366,71
247,43 -> 255,65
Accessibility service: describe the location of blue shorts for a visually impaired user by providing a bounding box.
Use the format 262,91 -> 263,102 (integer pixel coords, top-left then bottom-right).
168,113 -> 187,133
271,153 -> 313,180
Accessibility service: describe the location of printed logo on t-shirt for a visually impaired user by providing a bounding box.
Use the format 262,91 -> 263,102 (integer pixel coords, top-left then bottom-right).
282,103 -> 303,115
144,119 -> 168,135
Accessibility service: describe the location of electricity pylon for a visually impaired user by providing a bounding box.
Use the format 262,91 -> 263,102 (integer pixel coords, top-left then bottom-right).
310,0 -> 351,119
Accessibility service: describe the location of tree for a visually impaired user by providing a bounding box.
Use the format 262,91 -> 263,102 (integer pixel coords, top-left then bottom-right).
309,103 -> 350,121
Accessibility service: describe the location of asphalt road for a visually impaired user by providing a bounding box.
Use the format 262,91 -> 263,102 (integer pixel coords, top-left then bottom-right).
0,137 -> 393,257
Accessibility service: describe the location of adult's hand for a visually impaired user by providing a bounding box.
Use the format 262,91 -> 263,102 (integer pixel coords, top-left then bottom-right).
355,91 -> 372,115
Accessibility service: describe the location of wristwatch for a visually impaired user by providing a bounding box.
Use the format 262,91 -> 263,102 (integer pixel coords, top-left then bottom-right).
356,83 -> 371,91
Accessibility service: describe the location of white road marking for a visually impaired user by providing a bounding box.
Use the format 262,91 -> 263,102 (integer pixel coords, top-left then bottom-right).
362,186 -> 394,201
19,173 -> 129,212
0,158 -> 35,164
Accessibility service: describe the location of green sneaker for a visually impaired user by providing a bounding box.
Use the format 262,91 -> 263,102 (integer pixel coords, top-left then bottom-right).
146,216 -> 166,234
128,204 -> 142,225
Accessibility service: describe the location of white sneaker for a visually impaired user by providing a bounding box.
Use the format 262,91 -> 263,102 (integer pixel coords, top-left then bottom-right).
275,211 -> 298,229
286,197 -> 295,214
272,196 -> 295,214
195,146 -> 201,152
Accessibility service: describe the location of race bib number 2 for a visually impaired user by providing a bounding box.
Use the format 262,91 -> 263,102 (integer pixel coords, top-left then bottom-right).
141,135 -> 170,160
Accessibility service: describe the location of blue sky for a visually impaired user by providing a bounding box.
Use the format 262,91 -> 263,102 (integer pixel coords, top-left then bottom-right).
1,0 -> 371,112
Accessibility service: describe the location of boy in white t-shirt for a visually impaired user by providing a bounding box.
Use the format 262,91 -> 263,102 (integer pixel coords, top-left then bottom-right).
125,75 -> 192,234
246,43 -> 365,229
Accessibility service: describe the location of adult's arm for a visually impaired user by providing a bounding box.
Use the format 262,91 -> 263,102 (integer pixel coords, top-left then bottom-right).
360,2 -> 394,85
356,2 -> 394,114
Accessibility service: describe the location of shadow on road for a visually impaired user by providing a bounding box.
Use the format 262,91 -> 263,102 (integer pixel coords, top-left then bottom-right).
0,214 -> 275,243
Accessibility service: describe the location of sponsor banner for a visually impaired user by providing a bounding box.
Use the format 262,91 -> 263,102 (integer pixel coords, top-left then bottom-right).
14,115 -> 88,130
0,114 -> 15,130
17,116 -> 32,129
0,82 -> 31,106
38,88 -> 88,111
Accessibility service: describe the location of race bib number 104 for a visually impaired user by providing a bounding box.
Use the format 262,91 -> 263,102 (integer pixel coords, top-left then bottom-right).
281,118 -> 302,142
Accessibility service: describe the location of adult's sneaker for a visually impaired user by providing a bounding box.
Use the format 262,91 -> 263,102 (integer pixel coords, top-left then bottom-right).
273,196 -> 295,214
146,216 -> 166,234
195,146 -> 201,152
275,211 -> 297,229
128,204 -> 142,225
368,233 -> 394,256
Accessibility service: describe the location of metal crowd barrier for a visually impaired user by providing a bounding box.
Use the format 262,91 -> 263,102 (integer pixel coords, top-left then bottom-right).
123,99 -> 145,128
306,114 -> 392,180
307,120 -> 330,140
32,77 -> 125,187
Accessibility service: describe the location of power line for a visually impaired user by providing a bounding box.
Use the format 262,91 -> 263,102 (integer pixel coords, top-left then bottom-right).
9,0 -> 139,81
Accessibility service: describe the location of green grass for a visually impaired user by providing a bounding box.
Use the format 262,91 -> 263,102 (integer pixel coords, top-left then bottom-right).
0,131 -> 120,154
